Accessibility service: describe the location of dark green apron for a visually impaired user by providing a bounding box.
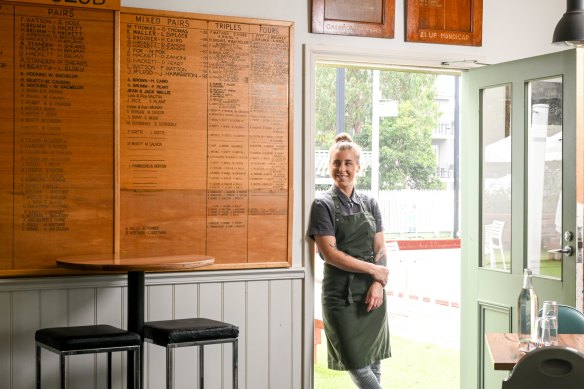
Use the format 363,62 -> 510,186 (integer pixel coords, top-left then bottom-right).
322,190 -> 391,371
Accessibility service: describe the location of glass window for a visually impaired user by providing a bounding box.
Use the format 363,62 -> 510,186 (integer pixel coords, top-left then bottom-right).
481,85 -> 512,271
526,77 -> 563,279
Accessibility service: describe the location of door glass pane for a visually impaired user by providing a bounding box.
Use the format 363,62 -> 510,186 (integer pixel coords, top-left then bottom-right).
481,85 -> 512,271
527,77 -> 563,279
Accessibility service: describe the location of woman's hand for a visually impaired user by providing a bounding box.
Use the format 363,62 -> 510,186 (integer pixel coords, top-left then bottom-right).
315,235 -> 390,285
365,281 -> 385,312
370,264 -> 389,286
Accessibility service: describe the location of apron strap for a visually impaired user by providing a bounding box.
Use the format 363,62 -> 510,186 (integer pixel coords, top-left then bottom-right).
346,273 -> 355,304
330,189 -> 376,305
331,193 -> 356,304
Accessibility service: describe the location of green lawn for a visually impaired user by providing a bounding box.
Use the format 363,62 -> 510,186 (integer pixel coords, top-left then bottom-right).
538,258 -> 561,278
314,336 -> 459,389
485,254 -> 562,278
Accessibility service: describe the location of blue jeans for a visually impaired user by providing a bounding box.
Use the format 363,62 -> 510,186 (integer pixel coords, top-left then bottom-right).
348,360 -> 383,389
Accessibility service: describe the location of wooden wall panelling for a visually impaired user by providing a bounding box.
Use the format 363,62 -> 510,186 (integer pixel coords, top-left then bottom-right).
40,289 -> 68,327
67,287 -> 97,388
67,287 -> 96,326
96,287 -> 125,386
0,271 -> 303,388
39,289 -> 67,387
174,283 -> 199,388
291,279 -> 303,388
269,279 -> 294,388
199,282 -> 223,387
145,283 -> 173,388
147,284 -> 173,321
174,283 -> 199,317
247,280 -> 269,388
0,292 -> 11,386
12,290 -> 39,388
96,286 -> 124,326
224,281 -> 247,387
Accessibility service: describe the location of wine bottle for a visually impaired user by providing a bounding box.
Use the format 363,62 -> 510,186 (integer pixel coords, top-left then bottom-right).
517,268 -> 538,352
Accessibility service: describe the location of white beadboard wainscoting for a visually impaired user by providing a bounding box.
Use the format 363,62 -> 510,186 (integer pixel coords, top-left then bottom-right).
0,268 -> 305,389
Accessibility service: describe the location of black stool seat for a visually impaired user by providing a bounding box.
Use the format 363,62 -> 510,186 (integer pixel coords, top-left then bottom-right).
144,318 -> 239,389
144,318 -> 239,346
36,324 -> 141,351
36,324 -> 141,389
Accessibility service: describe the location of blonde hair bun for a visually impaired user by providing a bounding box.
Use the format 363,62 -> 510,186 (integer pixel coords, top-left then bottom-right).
329,132 -> 361,163
334,132 -> 353,144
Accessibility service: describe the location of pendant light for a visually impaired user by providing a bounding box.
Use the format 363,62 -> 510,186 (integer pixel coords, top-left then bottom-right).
552,0 -> 584,46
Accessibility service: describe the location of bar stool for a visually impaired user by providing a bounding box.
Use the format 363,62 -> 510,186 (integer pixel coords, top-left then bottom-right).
35,324 -> 141,389
144,317 -> 239,389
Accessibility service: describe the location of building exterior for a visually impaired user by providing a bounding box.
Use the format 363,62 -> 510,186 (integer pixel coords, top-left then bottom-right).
433,74 -> 457,190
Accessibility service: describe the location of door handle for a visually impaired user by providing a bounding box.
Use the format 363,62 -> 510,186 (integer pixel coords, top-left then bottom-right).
547,245 -> 574,256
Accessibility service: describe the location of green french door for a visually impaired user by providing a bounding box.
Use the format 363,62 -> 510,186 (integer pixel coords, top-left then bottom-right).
460,49 -> 581,389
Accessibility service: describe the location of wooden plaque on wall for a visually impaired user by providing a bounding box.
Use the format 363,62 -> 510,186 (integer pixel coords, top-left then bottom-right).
0,1 -> 293,276
406,0 -> 482,46
312,0 -> 395,38
0,0 -> 117,276
119,8 -> 293,268
0,2 -> 14,267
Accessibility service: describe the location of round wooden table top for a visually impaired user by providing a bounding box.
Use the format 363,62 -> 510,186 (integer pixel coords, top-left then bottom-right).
56,254 -> 214,272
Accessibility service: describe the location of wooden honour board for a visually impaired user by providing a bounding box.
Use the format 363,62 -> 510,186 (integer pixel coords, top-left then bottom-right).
311,0 -> 395,39
405,0 -> 482,46
0,1 -> 294,276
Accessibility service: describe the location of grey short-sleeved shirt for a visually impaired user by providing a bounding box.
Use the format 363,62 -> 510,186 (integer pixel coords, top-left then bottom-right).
307,186 -> 384,240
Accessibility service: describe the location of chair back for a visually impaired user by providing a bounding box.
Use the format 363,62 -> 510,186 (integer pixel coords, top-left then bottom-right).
537,304 -> 584,334
558,304 -> 584,334
490,220 -> 505,238
502,346 -> 584,389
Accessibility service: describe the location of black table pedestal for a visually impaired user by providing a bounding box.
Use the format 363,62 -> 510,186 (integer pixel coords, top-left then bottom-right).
127,271 -> 145,389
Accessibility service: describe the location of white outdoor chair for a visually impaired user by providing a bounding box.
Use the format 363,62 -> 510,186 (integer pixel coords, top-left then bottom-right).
485,220 -> 506,270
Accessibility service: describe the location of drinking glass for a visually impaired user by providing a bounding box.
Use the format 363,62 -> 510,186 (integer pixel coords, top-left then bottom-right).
540,300 -> 559,346
542,300 -> 559,320
536,317 -> 552,347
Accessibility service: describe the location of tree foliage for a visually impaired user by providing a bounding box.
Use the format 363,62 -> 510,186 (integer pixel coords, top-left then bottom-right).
315,66 -> 445,190
315,66 -> 338,149
379,100 -> 443,189
315,66 -> 372,149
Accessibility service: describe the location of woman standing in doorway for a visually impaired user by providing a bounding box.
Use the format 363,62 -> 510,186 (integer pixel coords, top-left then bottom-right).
308,132 -> 391,388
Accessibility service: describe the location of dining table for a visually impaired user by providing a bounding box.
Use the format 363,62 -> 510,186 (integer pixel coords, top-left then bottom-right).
485,332 -> 584,370
56,253 -> 214,389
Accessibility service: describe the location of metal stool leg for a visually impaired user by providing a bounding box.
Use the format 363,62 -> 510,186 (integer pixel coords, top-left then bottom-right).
134,347 -> 141,389
59,355 -> 66,389
107,352 -> 112,389
233,340 -> 238,389
36,345 -> 41,389
166,346 -> 174,389
199,345 -> 205,389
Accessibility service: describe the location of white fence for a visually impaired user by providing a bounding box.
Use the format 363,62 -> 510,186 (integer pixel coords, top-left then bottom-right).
316,189 -> 456,237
